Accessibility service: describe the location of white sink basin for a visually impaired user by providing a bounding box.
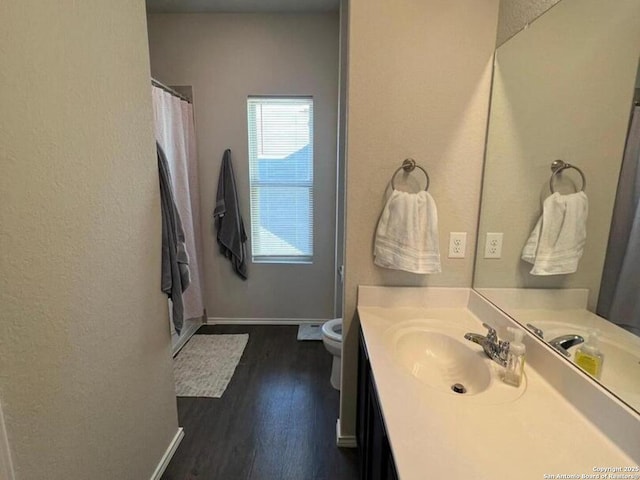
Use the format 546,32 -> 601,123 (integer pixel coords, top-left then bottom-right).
387,319 -> 527,404
394,330 -> 491,394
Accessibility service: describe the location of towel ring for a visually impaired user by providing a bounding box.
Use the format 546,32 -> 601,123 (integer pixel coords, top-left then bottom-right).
549,160 -> 586,194
390,158 -> 430,191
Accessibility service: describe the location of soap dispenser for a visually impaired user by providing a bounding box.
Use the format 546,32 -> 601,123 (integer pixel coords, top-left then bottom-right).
503,327 -> 525,387
574,330 -> 604,380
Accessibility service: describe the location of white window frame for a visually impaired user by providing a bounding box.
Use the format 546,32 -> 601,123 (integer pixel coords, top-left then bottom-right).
247,96 -> 314,264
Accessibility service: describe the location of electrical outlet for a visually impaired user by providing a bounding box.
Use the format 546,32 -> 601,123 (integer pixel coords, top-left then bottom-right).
484,232 -> 503,259
448,232 -> 467,258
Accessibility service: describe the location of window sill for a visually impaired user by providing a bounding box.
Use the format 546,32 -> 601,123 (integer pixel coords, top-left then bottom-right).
252,258 -> 313,265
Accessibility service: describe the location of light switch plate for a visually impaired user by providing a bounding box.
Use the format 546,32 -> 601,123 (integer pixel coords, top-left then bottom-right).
485,232 -> 503,259
448,232 -> 467,258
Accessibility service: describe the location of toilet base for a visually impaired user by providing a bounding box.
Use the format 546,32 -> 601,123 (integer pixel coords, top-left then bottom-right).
330,355 -> 341,390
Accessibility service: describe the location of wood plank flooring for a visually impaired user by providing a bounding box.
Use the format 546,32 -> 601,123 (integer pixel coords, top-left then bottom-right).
162,325 -> 359,480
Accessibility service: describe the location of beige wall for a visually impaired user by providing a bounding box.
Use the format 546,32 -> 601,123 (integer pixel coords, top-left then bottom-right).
147,14 -> 340,321
341,0 -> 499,435
0,2 -> 179,479
497,0 -> 562,46
475,0 -> 640,311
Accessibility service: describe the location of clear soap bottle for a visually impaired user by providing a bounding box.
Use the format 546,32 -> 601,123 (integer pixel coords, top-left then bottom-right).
503,327 -> 525,387
574,330 -> 604,380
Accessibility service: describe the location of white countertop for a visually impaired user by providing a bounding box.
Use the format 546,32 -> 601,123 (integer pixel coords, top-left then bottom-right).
357,288 -> 638,480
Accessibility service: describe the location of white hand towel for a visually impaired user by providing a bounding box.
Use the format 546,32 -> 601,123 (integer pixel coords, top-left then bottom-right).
374,190 -> 441,274
521,191 -> 588,275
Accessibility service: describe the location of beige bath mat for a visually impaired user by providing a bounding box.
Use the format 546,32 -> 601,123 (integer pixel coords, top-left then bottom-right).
173,334 -> 248,398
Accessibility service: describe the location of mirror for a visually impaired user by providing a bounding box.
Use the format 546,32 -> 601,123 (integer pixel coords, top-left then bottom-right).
473,0 -> 640,414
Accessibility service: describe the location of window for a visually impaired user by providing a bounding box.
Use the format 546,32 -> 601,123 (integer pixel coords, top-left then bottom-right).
247,97 -> 314,263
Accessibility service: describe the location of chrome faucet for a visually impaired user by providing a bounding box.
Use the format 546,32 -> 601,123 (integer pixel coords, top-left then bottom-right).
549,334 -> 584,357
524,323 -> 584,357
464,323 -> 510,367
526,323 -> 544,339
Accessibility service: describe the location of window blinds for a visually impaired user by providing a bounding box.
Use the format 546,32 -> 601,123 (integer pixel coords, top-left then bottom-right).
247,97 -> 314,262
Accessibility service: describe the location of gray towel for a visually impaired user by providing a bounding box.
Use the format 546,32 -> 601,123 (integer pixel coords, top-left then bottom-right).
158,143 -> 191,334
213,149 -> 248,279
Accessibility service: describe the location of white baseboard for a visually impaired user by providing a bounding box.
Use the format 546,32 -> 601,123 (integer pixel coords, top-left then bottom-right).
207,317 -> 333,326
336,419 -> 357,448
150,427 -> 184,480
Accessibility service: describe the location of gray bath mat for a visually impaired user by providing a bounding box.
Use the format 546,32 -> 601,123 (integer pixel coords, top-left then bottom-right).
174,334 -> 248,398
297,324 -> 323,341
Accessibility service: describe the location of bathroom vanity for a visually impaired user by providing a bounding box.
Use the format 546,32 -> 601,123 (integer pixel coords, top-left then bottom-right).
357,328 -> 398,480
355,287 -> 640,480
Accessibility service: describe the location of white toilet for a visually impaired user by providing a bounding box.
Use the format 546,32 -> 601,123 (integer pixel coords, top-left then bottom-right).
321,318 -> 343,390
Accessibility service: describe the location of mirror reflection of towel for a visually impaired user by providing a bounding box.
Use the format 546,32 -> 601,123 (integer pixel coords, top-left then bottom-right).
214,149 -> 248,279
374,190 -> 441,274
522,192 -> 588,275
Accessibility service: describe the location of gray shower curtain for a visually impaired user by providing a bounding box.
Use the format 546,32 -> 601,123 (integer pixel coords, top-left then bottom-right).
597,105 -> 640,335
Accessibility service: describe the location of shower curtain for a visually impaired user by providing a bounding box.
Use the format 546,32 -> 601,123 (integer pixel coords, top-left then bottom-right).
152,85 -> 205,334
597,105 -> 640,335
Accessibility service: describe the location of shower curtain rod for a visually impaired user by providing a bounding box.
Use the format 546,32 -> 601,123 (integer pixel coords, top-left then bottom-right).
151,77 -> 192,104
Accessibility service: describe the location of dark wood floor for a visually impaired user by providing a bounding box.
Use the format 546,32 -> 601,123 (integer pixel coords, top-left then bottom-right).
162,325 -> 359,480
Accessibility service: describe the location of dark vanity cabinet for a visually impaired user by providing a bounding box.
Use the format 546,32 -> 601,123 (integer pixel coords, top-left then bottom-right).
357,328 -> 399,480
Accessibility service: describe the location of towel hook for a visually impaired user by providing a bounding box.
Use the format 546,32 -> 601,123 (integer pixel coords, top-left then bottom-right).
549,160 -> 586,194
391,158 -> 430,191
